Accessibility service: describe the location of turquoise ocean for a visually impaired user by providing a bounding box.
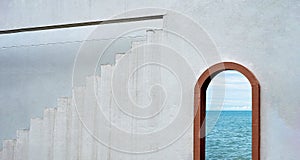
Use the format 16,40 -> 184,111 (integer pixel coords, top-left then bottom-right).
206,111 -> 252,160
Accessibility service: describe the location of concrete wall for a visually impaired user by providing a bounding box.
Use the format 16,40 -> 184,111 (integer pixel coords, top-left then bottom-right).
0,0 -> 300,159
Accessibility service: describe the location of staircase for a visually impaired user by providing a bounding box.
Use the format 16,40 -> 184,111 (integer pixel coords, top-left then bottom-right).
0,29 -> 187,160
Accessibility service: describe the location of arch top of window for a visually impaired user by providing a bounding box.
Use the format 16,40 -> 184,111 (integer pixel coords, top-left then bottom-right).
196,62 -> 260,90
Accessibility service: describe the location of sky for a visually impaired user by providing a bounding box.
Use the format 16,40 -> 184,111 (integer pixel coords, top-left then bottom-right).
206,70 -> 252,111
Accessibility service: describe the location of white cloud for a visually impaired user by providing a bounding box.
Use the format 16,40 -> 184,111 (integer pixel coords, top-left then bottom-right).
206,71 -> 252,111
207,105 -> 252,111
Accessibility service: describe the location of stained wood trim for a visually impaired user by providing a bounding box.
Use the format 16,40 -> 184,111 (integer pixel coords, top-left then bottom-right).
194,62 -> 260,160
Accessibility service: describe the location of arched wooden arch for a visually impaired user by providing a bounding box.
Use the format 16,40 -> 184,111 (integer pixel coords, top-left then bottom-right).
194,62 -> 260,160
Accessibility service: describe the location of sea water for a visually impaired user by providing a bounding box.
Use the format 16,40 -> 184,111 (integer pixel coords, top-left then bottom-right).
206,111 -> 252,160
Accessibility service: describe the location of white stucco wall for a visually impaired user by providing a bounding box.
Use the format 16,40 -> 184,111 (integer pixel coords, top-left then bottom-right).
0,0 -> 299,159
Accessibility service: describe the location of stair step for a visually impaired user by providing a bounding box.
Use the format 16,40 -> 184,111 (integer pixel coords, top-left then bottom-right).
53,103 -> 67,160
146,29 -> 163,43
71,87 -> 86,159
42,108 -> 56,160
79,76 -> 102,159
28,117 -> 43,160
68,95 -> 79,160
99,65 -> 113,115
2,139 -> 16,160
15,129 -> 29,160
115,53 -> 125,65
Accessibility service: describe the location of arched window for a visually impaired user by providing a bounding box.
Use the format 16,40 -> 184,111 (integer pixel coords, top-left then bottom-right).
194,62 -> 260,160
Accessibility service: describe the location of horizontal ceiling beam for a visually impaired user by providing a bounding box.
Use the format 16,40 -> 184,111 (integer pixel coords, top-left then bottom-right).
0,15 -> 164,35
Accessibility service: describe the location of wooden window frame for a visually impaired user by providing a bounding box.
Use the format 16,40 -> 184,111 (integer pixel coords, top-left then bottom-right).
194,62 -> 260,160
